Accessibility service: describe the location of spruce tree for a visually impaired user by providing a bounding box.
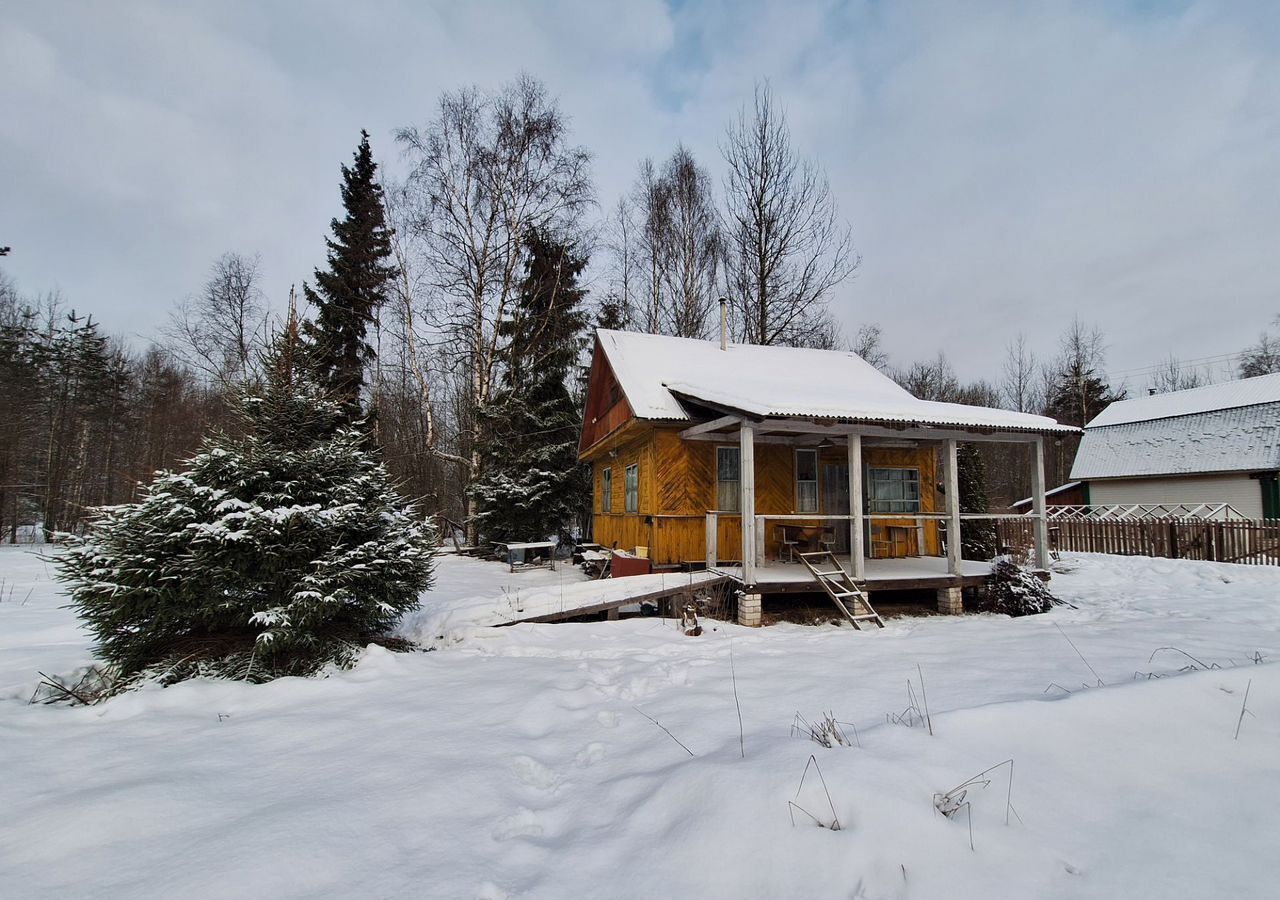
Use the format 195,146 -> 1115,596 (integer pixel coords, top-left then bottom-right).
55,317 -> 435,686
957,443 -> 998,560
303,131 -> 398,422
470,229 -> 590,545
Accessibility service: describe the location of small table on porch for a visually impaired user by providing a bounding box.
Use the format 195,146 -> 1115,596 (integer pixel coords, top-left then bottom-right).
493,540 -> 558,573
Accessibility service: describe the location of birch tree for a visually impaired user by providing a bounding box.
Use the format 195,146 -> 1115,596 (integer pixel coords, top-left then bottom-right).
720,84 -> 857,348
396,75 -> 593,542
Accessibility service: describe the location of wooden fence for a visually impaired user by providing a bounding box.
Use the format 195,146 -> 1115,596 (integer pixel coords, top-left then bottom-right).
997,517 -> 1280,567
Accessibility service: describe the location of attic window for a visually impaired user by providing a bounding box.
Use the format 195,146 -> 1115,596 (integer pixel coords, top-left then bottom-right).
608,383 -> 621,405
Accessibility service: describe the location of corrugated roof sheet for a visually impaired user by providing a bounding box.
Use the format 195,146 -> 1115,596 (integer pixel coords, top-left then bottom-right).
1071,401 -> 1280,479
1088,372 -> 1280,427
598,330 -> 1073,433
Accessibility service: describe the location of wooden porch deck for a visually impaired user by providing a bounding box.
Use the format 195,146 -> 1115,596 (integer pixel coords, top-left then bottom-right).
711,555 -> 996,593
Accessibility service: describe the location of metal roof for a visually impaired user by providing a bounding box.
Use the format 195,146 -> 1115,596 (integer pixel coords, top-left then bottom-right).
597,330 -> 1074,434
1071,401 -> 1280,479
1088,372 -> 1280,428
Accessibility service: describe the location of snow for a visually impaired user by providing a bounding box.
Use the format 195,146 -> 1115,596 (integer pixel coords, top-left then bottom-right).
3,547 -> 1280,899
1087,372 -> 1280,428
1072,401 -> 1280,479
598,329 -> 1074,433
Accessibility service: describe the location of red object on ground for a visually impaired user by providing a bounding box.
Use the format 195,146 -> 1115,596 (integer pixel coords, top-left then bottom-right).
610,551 -> 652,578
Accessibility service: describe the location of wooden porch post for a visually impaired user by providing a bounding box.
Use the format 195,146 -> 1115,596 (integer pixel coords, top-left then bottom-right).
1031,436 -> 1050,570
740,424 -> 756,585
705,512 -> 717,570
943,438 -> 961,576
847,433 -> 865,581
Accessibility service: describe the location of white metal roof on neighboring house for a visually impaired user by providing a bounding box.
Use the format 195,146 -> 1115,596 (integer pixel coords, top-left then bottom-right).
1086,372 -> 1280,428
1071,401 -> 1280,479
596,329 -> 1073,433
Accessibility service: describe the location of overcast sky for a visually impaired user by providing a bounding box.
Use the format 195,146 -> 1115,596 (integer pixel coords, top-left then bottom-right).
3,0 -> 1278,388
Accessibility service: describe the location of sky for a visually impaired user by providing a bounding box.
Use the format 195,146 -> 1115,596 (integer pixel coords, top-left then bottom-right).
2,0 -> 1278,389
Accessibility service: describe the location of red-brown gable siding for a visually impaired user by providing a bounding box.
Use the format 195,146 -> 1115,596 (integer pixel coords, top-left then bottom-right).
579,339 -> 636,457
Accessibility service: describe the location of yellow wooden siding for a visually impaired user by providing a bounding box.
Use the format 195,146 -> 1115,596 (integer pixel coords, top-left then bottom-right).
590,425 -> 942,565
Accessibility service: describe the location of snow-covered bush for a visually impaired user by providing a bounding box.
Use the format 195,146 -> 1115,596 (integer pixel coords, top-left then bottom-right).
980,557 -> 1057,617
55,331 -> 435,686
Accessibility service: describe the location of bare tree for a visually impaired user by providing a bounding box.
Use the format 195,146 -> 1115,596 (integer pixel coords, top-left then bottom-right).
600,196 -> 638,331
1239,318 -> 1280,377
396,74 -> 593,542
850,322 -> 889,370
1000,333 -> 1041,413
658,146 -> 721,339
895,351 -> 960,402
620,149 -> 721,339
630,158 -> 670,335
166,252 -> 270,387
721,83 -> 858,348
1147,354 -> 1210,394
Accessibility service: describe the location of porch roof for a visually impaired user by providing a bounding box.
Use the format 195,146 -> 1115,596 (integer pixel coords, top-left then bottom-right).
598,330 -> 1074,435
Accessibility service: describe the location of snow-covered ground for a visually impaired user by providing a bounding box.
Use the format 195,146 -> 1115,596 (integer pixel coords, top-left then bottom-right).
2,548 -> 1278,899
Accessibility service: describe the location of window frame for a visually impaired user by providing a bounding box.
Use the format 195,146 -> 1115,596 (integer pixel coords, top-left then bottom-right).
601,466 -> 612,513
624,463 -> 639,513
866,466 -> 922,515
716,446 -> 741,513
795,448 -> 819,513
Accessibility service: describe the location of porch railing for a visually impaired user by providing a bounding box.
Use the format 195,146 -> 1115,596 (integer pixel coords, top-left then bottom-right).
705,510 -> 1047,579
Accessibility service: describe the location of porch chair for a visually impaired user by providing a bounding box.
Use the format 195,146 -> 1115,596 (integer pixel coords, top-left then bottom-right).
776,524 -> 800,563
819,529 -> 836,553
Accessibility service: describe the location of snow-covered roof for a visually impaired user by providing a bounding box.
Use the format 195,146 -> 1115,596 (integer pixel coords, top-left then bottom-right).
597,330 -> 1073,433
1071,401 -> 1280,479
1011,481 -> 1082,508
1087,373 -> 1280,428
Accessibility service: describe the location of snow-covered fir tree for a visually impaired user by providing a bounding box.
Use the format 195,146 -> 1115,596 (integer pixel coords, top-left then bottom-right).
470,229 -> 590,545
54,316 -> 435,686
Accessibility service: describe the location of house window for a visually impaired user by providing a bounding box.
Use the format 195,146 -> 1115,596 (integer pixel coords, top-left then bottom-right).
867,467 -> 921,514
716,447 -> 740,512
601,467 -> 612,513
625,464 -> 639,513
795,449 -> 818,513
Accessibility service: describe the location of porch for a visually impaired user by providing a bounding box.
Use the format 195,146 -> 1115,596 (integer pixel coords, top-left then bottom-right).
684,417 -> 1055,624
710,554 -> 997,593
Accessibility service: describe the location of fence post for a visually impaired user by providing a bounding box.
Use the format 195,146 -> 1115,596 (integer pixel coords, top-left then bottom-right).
1167,521 -> 1180,559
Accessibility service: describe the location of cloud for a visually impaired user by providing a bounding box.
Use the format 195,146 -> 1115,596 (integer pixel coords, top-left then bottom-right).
1,0 -> 1277,389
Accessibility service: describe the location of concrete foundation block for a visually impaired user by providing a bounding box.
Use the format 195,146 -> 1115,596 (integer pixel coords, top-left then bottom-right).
738,592 -> 762,627
937,586 -> 964,615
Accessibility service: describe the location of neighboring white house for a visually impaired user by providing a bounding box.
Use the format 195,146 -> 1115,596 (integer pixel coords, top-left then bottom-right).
1070,373 -> 1280,519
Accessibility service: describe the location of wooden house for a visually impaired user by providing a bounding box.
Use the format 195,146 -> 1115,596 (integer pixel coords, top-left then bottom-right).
579,330 -> 1075,624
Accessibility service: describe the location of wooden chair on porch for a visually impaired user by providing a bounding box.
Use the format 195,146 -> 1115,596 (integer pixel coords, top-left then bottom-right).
776,524 -> 801,563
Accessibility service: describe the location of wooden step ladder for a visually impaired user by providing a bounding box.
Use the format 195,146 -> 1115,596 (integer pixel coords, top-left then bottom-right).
797,551 -> 884,629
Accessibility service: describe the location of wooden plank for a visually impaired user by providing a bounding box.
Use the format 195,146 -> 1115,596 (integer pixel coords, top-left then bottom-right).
512,575 -> 732,624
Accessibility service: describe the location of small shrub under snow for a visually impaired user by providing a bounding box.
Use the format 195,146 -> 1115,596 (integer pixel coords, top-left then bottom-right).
979,557 -> 1058,617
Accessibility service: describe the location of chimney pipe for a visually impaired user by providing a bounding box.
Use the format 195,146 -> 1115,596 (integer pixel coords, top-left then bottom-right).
719,297 -> 728,351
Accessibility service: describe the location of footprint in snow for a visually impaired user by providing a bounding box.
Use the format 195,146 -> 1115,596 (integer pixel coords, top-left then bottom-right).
492,808 -> 545,841
474,883 -> 510,900
511,755 -> 560,792
574,742 -> 607,767
596,710 -> 620,728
